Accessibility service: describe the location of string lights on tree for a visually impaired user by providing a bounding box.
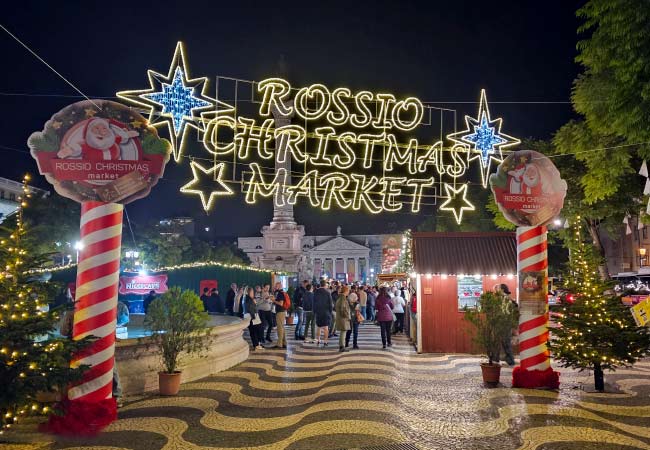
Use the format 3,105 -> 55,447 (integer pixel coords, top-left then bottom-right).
0,175 -> 91,434
549,217 -> 650,391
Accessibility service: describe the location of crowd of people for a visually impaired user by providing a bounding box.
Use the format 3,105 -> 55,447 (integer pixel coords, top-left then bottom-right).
230,279 -> 414,352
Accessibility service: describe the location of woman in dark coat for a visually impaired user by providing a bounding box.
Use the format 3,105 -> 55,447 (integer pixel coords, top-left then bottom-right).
313,281 -> 333,346
244,286 -> 263,350
374,287 -> 394,349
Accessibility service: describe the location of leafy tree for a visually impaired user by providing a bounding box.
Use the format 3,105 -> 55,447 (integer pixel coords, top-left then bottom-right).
0,177 -> 90,432
549,0 -> 650,277
22,194 -> 80,256
550,220 -> 650,391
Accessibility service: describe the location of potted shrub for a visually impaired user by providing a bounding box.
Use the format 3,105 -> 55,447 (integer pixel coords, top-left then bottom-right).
463,291 -> 519,385
144,287 -> 209,395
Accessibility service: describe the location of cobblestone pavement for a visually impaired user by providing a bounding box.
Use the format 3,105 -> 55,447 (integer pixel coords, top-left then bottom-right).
4,323 -> 650,450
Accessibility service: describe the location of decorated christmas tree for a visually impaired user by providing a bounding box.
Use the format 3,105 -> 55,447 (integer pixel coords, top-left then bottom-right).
0,175 -> 90,433
394,229 -> 413,274
550,217 -> 650,391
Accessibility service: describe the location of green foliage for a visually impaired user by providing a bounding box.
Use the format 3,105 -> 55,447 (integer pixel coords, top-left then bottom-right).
463,291 -> 518,364
0,190 -> 91,431
573,0 -> 650,148
22,195 -> 81,256
543,0 -> 650,274
394,229 -> 413,273
141,132 -> 171,155
144,287 -> 209,374
549,222 -> 650,386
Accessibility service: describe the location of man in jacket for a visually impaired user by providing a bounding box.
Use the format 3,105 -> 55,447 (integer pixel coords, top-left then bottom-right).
302,284 -> 315,342
293,280 -> 308,340
273,282 -> 288,349
226,283 -> 237,316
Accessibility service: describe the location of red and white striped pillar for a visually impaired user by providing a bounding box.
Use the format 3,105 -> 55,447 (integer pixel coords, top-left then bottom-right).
44,202 -> 123,434
69,201 -> 123,401
512,226 -> 560,389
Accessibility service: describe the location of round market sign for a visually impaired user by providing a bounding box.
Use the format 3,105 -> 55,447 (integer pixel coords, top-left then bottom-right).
29,100 -> 171,204
489,150 -> 567,227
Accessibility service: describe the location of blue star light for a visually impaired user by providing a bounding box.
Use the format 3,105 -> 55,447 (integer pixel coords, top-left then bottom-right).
447,89 -> 520,187
464,113 -> 507,165
117,42 -> 233,162
143,67 -> 211,135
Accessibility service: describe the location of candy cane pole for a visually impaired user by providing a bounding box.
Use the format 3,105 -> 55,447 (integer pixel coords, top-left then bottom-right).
512,226 -> 559,389
70,202 -> 123,402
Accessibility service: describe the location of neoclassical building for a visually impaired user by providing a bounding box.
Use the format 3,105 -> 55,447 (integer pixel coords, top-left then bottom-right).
238,227 -> 400,283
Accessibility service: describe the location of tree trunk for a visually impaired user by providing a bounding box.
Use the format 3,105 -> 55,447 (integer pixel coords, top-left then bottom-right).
593,362 -> 605,392
587,220 -> 611,280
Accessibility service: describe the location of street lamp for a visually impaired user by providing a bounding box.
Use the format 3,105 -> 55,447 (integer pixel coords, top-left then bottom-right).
74,241 -> 84,264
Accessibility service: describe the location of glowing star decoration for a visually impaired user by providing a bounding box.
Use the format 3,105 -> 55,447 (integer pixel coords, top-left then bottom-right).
439,183 -> 475,224
180,161 -> 234,211
117,42 -> 233,162
447,89 -> 519,187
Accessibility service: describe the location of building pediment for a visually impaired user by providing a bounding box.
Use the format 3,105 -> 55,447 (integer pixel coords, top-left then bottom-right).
310,236 -> 370,254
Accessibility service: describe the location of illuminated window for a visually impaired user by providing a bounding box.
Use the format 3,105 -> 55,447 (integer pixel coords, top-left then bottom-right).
458,276 -> 483,310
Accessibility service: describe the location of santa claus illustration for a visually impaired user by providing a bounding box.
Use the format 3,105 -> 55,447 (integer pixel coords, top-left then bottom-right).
507,163 -> 526,194
57,118 -> 139,160
522,163 -> 543,196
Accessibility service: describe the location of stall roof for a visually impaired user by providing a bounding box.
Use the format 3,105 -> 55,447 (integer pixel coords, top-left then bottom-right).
412,232 -> 517,275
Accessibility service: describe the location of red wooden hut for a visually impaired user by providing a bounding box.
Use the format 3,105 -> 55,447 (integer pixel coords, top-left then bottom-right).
412,232 -> 517,354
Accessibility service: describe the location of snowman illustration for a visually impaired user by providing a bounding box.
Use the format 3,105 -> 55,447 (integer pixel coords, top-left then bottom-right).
507,163 -> 526,194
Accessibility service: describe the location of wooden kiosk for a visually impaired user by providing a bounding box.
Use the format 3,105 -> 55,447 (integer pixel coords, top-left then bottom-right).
411,232 -> 517,353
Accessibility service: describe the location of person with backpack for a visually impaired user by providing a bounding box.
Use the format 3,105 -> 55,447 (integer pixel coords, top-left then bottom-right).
272,282 -> 290,349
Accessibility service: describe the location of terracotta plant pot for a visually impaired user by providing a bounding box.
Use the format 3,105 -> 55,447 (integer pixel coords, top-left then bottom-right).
480,363 -> 501,385
159,371 -> 182,396
285,315 -> 295,325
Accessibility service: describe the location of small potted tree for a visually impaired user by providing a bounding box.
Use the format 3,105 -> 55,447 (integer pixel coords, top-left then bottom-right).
463,291 -> 518,385
144,287 -> 209,395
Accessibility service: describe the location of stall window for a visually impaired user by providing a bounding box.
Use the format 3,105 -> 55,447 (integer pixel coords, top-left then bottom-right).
458,276 -> 483,309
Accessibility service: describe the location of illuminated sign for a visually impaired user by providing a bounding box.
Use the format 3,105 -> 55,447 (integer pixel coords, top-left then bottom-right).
118,42 -> 520,223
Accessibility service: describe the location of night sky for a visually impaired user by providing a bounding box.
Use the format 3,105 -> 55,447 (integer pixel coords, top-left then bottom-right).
1,1 -> 580,238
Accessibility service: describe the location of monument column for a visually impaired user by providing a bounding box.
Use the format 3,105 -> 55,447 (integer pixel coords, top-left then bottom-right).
258,99 -> 305,274
270,102 -> 295,226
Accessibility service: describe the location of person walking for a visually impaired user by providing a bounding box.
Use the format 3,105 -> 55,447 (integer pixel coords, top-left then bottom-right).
375,287 -> 394,349
303,284 -> 316,343
272,282 -> 288,349
211,288 -> 224,313
200,287 -> 210,312
496,283 -> 517,366
233,286 -> 245,317
258,284 -> 274,343
335,285 -> 352,352
392,293 -> 406,334
313,280 -> 333,346
366,287 -> 376,322
244,286 -> 264,351
358,285 -> 368,321
226,283 -> 237,316
329,285 -> 339,338
346,287 -> 361,349
294,280 -> 307,340
142,290 -> 156,314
